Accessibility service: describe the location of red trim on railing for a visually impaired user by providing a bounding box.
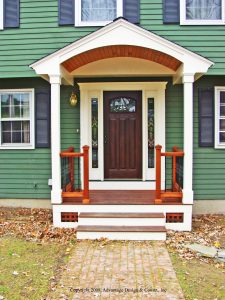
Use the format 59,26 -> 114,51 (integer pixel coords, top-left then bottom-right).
155,145 -> 184,204
60,145 -> 90,204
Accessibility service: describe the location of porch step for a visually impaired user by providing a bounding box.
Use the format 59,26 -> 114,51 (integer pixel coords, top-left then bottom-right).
77,225 -> 167,241
78,212 -> 165,226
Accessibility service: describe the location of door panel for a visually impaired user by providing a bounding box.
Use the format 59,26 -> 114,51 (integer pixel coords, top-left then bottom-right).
104,91 -> 142,179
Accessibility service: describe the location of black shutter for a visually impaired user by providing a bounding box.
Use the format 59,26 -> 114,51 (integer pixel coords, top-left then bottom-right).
199,88 -> 214,147
35,88 -> 51,148
59,0 -> 74,25
4,0 -> 20,28
123,0 -> 140,24
163,0 -> 180,24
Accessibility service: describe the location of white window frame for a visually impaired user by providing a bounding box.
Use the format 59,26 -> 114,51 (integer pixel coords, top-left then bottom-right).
0,0 -> 3,30
0,89 -> 35,149
75,0 -> 123,27
215,86 -> 225,148
180,0 -> 225,25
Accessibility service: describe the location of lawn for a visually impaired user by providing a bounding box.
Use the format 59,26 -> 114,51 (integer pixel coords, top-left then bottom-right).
170,252 -> 225,300
0,237 -> 68,300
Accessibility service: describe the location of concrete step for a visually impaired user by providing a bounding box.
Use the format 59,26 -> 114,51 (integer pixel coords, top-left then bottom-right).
78,212 -> 165,226
77,225 -> 167,241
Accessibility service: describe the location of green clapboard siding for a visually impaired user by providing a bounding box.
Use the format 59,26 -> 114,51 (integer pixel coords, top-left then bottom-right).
165,76 -> 225,200
0,78 -> 51,199
0,0 -> 225,78
0,79 -> 80,199
193,76 -> 225,200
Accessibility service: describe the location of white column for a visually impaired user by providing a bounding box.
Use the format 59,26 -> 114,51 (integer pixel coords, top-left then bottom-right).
50,75 -> 62,204
182,74 -> 194,204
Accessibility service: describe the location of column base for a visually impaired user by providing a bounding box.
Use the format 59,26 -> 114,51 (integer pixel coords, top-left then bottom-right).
182,189 -> 193,204
51,189 -> 62,204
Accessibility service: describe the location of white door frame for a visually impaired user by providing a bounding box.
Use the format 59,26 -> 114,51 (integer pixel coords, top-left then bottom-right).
79,82 -> 167,190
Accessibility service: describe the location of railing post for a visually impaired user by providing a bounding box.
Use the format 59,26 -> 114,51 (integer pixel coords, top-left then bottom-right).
172,146 -> 177,192
82,145 -> 90,204
155,145 -> 162,204
69,148 -> 74,192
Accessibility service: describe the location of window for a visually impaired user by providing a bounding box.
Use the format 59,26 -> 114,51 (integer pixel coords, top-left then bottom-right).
0,90 -> 34,149
215,87 -> 225,148
75,0 -> 123,26
180,0 -> 225,25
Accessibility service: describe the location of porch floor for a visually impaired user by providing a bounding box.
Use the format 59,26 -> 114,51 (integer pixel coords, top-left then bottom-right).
63,190 -> 182,205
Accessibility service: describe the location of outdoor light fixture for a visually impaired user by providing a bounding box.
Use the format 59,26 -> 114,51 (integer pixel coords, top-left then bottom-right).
69,91 -> 78,107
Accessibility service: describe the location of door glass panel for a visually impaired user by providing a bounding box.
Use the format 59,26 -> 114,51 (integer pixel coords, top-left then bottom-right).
148,98 -> 155,168
110,97 -> 136,112
91,98 -> 98,168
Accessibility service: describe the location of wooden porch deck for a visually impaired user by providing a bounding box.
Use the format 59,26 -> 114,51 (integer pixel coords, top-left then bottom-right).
63,190 -> 182,205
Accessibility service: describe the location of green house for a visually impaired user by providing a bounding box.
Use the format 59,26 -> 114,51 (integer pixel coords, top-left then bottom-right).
0,0 -> 224,240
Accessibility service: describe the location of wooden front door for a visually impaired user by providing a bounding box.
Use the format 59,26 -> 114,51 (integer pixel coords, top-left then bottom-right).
104,91 -> 142,179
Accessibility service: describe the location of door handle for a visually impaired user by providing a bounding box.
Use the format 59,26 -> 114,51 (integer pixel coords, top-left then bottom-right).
104,135 -> 107,144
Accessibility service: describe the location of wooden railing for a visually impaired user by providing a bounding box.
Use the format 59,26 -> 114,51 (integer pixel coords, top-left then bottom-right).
155,145 -> 184,204
60,145 -> 90,204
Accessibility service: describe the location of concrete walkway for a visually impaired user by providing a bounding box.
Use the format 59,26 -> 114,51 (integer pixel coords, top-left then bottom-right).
47,240 -> 184,300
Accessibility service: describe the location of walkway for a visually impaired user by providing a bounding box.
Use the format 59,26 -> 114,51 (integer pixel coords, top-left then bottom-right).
47,240 -> 184,300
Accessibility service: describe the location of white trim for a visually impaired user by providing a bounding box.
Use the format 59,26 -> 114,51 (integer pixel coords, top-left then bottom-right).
53,204 -> 193,231
75,0 -> 123,27
180,0 -> 225,25
79,82 -> 166,188
30,18 -> 213,84
182,75 -> 194,204
214,86 -> 225,148
0,0 -> 3,30
50,75 -> 62,204
0,89 -> 35,150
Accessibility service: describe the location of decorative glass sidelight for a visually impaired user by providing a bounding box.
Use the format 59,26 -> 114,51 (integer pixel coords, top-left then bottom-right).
91,98 -> 98,168
148,98 -> 155,168
110,97 -> 136,112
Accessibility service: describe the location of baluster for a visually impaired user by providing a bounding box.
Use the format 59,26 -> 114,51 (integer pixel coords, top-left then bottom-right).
82,145 -> 90,204
155,145 -> 162,204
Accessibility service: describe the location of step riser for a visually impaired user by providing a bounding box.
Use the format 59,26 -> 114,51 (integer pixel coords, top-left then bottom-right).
78,218 -> 165,226
77,231 -> 166,241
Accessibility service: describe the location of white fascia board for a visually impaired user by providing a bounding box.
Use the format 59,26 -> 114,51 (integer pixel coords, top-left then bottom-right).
0,0 -> 3,30
30,18 -> 213,77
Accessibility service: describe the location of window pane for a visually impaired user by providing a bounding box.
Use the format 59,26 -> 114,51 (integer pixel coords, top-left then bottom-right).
10,106 -> 20,118
148,98 -> 154,168
186,0 -> 222,20
91,98 -> 98,168
21,93 -> 29,105
2,121 -> 11,131
12,132 -> 22,143
220,105 -> 225,117
81,0 -> 117,22
110,97 -> 136,113
1,106 -> 10,118
12,121 -> 21,131
219,132 -> 225,143
21,105 -> 30,118
220,119 -> 225,131
220,91 -> 225,104
2,132 -> 11,143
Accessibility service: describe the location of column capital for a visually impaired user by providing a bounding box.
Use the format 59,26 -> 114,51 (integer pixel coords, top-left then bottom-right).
49,74 -> 61,85
182,74 -> 195,84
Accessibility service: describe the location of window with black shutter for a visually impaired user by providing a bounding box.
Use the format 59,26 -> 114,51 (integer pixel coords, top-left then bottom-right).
59,0 -> 140,26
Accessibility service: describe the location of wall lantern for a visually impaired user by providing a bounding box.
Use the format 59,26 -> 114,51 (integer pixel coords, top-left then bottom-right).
69,91 -> 78,107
